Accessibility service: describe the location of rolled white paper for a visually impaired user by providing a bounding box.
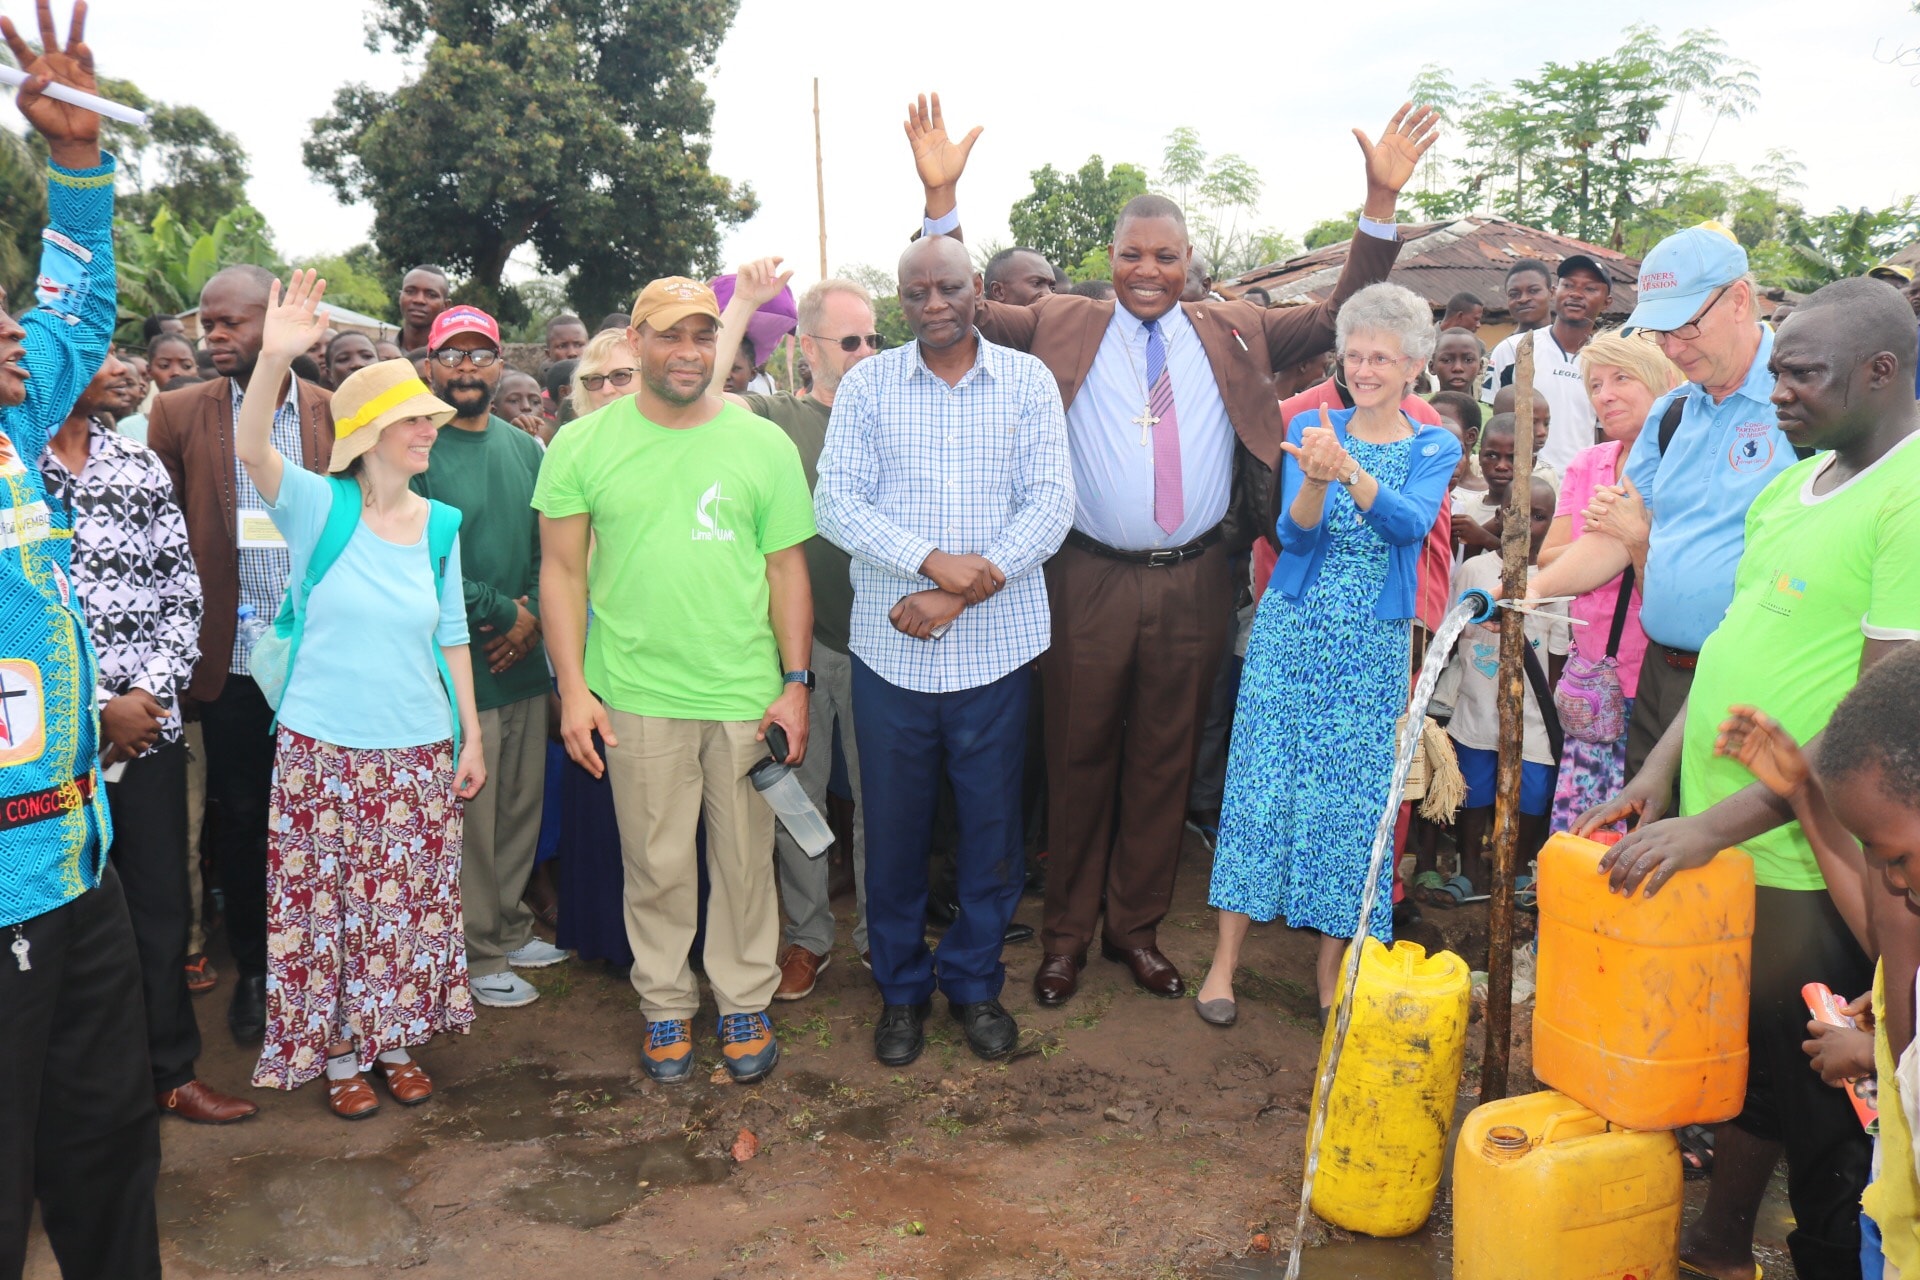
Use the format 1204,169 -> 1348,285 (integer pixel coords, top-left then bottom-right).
0,64 -> 148,126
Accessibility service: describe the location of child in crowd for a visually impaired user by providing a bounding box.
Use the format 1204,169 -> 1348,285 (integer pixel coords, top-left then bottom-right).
1716,643 -> 1920,1279
1440,474 -> 1568,896
1451,412 -> 1520,558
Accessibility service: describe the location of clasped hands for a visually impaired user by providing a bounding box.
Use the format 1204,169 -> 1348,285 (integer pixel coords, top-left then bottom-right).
892,550 -> 1003,639
1581,477 -> 1649,554
1278,405 -> 1359,485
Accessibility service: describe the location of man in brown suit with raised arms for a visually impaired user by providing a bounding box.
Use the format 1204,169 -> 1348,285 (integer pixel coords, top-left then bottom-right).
903,93 -> 1437,1007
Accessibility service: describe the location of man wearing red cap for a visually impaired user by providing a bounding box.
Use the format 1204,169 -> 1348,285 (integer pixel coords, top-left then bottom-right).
411,306 -> 557,1008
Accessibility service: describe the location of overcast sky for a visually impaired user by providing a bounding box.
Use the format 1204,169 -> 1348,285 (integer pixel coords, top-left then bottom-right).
75,0 -> 1920,296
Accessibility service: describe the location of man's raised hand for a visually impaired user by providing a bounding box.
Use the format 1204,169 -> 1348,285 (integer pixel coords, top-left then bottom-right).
1354,102 -> 1440,212
904,92 -> 981,198
262,270 -> 331,366
3,0 -> 97,163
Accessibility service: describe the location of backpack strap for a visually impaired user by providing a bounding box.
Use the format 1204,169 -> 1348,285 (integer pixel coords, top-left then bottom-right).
1655,396 -> 1686,455
270,475 -> 363,722
425,499 -> 465,758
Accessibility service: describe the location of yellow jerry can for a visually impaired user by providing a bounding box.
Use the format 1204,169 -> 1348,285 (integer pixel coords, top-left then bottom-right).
1308,937 -> 1471,1237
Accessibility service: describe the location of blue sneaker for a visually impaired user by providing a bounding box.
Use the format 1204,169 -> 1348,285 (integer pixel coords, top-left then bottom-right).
718,1011 -> 779,1084
641,1018 -> 693,1084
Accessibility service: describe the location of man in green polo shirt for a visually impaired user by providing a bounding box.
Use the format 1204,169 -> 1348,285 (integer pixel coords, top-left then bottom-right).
710,260 -> 877,1000
411,304 -> 559,1009
1593,277 -> 1920,1280
534,277 -> 816,1086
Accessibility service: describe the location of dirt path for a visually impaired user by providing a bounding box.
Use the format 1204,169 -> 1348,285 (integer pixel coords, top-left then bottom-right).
25,835 -> 1798,1278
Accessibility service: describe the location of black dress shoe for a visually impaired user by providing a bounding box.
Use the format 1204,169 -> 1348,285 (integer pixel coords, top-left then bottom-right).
1003,921 -> 1036,945
874,1001 -> 930,1067
950,998 -> 1018,1060
1033,951 -> 1084,1007
1100,941 -> 1186,998
925,896 -> 959,927
228,974 -> 267,1044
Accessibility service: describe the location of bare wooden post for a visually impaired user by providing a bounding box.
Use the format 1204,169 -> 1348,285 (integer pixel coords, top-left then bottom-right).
1481,332 -> 1536,1105
813,78 -> 828,279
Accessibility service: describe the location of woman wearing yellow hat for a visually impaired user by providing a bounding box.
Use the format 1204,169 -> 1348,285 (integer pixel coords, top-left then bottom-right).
234,270 -> 486,1119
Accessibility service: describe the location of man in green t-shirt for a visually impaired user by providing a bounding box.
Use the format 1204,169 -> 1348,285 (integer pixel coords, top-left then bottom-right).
709,261 -> 878,1001
534,277 -> 817,1087
1591,278 -> 1920,1280
411,304 -> 559,1010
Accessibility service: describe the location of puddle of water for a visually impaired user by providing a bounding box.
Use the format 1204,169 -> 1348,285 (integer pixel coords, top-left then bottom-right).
430,1062 -> 634,1143
785,1069 -> 836,1100
157,1152 -> 424,1272
1209,1237 -> 1447,1280
829,1103 -> 897,1142
503,1138 -> 730,1228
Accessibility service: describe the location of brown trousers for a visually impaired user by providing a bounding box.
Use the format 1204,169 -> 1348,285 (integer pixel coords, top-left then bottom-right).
1040,542 -> 1233,955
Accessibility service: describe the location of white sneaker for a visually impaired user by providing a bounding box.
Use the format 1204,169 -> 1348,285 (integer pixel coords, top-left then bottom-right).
471,971 -> 540,1008
506,938 -> 570,969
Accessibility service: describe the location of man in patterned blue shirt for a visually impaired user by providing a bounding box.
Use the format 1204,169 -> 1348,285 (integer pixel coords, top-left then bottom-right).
816,236 -> 1073,1067
0,6 -> 165,1277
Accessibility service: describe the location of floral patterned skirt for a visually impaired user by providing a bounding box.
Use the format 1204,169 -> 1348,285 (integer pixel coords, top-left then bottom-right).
252,729 -> 474,1090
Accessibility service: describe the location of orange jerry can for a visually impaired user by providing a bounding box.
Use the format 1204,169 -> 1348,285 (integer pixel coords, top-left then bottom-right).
1532,831 -> 1755,1131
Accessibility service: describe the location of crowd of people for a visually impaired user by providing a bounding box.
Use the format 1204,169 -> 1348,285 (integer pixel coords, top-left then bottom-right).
5,8 -> 1920,1278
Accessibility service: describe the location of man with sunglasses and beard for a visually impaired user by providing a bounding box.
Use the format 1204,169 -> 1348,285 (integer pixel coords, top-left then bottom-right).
410,305 -> 558,1008
708,259 -> 880,1000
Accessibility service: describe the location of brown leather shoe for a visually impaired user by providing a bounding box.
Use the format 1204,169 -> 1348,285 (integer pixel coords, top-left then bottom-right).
1101,941 -> 1186,998
1033,951 -> 1085,1007
773,944 -> 830,1001
376,1057 -> 434,1106
156,1079 -> 258,1124
325,1074 -> 381,1120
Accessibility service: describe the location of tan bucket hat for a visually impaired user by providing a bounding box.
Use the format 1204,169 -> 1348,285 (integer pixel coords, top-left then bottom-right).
327,358 -> 456,473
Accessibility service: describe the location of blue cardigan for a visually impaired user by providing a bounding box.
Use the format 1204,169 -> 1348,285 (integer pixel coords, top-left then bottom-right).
1268,406 -> 1461,621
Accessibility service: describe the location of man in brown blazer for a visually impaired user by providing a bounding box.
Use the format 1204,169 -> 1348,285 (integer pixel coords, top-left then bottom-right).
147,265 -> 335,1045
903,94 -> 1437,1007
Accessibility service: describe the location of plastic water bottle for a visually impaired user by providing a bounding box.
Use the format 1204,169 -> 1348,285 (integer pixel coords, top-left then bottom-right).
236,603 -> 268,654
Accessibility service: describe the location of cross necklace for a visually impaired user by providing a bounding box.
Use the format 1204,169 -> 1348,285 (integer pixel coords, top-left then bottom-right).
1120,330 -> 1159,446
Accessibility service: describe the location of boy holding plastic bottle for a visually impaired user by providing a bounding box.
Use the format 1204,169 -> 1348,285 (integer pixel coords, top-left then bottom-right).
1716,642 -> 1920,1278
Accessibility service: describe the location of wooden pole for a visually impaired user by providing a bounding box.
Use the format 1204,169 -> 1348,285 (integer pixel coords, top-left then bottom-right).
1481,332 -> 1536,1105
813,78 -> 828,279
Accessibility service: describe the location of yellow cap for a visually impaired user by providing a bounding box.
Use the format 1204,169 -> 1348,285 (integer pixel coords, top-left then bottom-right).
1869,263 -> 1915,284
629,277 -> 722,332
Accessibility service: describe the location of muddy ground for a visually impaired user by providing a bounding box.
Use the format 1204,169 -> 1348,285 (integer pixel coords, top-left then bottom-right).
26,833 -> 1798,1279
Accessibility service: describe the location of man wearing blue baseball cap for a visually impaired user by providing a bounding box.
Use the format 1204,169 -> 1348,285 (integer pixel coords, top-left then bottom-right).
1528,222 -> 1797,777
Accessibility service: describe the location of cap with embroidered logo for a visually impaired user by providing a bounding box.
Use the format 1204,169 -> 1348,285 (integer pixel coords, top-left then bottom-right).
1624,222 -> 1749,334
629,277 -> 721,333
426,305 -> 501,351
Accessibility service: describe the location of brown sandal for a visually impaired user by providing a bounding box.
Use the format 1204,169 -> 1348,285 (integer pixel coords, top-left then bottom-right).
325,1073 -> 381,1120
376,1057 -> 434,1106
183,953 -> 218,995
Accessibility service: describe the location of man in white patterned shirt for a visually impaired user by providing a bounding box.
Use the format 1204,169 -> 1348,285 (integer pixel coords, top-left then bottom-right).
815,236 -> 1074,1067
41,350 -> 258,1127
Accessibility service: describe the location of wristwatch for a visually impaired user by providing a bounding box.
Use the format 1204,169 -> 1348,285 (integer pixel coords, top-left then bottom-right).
783,669 -> 816,691
1341,466 -> 1363,487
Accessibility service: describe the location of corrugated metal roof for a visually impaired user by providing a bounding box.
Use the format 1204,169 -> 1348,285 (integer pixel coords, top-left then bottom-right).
1228,217 -> 1641,323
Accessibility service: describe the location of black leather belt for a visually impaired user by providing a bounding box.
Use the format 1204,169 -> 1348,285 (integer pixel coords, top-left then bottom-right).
1065,526 -> 1222,568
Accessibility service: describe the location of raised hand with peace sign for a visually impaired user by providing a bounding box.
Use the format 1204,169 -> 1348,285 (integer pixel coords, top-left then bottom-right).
2,0 -> 99,169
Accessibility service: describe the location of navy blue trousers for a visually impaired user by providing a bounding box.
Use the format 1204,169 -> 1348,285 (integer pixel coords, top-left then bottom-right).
852,658 -> 1029,1007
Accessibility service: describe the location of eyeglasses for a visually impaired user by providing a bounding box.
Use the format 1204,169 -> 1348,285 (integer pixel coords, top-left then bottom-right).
808,333 -> 883,353
580,368 -> 637,391
1652,286 -> 1728,343
1341,352 -> 1413,370
430,348 -> 500,368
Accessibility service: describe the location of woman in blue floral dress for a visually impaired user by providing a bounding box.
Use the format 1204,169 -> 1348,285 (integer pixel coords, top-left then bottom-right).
1195,284 -> 1460,1026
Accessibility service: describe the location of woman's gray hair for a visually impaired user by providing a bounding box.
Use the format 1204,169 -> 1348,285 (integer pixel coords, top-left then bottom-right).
1335,282 -> 1438,367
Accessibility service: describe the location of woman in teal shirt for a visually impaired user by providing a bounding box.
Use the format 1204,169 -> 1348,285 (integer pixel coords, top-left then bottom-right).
236,271 -> 486,1120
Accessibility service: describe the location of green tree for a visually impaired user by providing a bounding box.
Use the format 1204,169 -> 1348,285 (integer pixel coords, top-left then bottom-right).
290,250 -> 395,323
1007,155 -> 1149,277
306,0 -> 755,324
1777,200 -> 1920,291
0,130 -> 46,306
114,204 -> 284,342
118,103 -> 252,231
1302,212 -> 1360,251
1152,129 -> 1297,277
837,263 -> 911,350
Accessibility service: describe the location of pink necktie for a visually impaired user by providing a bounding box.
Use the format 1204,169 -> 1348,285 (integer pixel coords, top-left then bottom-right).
1144,319 -> 1183,535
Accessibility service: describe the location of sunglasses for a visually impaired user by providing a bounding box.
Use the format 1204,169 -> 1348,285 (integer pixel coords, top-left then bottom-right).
809,332 -> 884,353
430,348 -> 501,368
581,367 -> 637,391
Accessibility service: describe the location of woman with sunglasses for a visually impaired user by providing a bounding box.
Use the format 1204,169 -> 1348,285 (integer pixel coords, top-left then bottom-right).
568,329 -> 642,418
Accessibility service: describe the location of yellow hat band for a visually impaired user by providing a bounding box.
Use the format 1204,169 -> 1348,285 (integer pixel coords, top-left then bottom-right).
337,376 -> 434,437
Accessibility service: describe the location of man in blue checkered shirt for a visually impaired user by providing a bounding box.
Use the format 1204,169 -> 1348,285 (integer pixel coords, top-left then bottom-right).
815,236 -> 1073,1068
